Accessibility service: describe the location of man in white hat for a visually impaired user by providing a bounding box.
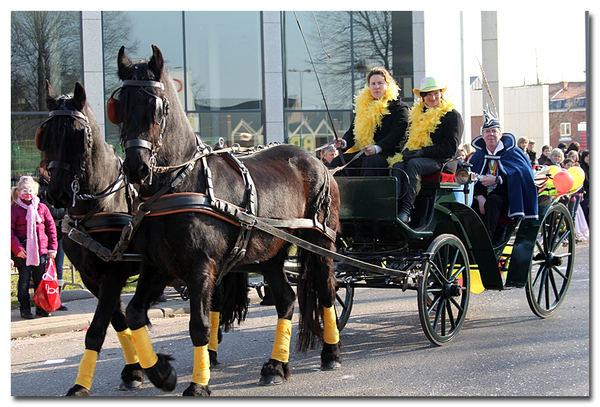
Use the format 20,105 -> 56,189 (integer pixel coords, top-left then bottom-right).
389,77 -> 463,224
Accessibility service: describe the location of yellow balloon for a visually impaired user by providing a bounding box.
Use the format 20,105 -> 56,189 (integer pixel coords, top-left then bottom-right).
548,165 -> 561,176
568,166 -> 585,192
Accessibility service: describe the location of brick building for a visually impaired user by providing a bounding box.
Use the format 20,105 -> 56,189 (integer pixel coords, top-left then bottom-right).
548,81 -> 587,150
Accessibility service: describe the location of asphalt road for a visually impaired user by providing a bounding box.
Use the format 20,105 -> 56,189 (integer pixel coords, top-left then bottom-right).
10,241 -> 589,398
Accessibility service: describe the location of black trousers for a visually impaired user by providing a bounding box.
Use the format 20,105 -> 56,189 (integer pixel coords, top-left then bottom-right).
17,254 -> 47,312
471,194 -> 509,240
392,158 -> 442,207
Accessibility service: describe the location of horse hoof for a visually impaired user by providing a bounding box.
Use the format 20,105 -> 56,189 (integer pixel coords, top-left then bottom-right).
66,385 -> 90,396
258,374 -> 283,386
320,360 -> 342,371
259,359 -> 289,386
182,383 -> 212,396
144,353 -> 177,392
209,349 -> 220,367
119,379 -> 143,391
119,362 -> 144,390
320,342 -> 342,371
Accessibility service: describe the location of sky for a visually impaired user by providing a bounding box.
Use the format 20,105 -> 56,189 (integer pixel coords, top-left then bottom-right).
462,8 -> 588,87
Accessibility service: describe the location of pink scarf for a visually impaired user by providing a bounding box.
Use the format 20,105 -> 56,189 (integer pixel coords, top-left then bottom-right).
17,196 -> 42,266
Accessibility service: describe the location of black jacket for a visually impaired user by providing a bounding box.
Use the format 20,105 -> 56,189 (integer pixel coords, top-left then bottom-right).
416,109 -> 463,173
342,98 -> 409,157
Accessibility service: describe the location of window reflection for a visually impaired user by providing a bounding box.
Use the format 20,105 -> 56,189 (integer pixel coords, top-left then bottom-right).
283,11 -> 413,149
11,11 -> 82,176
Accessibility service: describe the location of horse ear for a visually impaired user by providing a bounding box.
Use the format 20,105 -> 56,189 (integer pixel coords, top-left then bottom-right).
148,44 -> 164,80
117,46 -> 133,80
45,80 -> 58,110
73,82 -> 87,111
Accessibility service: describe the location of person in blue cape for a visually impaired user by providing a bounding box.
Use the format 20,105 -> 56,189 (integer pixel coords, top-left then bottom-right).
470,106 -> 538,242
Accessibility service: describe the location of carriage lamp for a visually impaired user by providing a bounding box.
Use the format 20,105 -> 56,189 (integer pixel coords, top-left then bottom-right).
454,167 -> 476,185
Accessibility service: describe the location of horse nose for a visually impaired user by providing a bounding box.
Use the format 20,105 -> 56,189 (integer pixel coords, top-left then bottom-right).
123,160 -> 149,184
47,189 -> 72,209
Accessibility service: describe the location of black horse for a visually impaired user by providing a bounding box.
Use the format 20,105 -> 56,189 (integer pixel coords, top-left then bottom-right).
111,44 -> 343,396
36,81 -> 145,396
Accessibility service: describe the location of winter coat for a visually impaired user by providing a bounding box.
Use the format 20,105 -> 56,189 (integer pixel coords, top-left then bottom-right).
10,201 -> 58,257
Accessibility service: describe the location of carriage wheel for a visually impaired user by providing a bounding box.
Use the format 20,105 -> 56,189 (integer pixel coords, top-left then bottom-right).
334,276 -> 354,331
417,234 -> 470,346
526,203 -> 574,317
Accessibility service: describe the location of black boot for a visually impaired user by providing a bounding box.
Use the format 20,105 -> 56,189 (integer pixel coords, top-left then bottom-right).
36,307 -> 51,317
398,202 -> 412,224
56,287 -> 68,311
20,310 -> 35,319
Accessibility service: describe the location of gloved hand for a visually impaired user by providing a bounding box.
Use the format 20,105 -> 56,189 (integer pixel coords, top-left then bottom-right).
402,149 -> 424,159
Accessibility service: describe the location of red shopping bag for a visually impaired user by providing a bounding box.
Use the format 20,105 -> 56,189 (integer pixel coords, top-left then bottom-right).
33,257 -> 62,312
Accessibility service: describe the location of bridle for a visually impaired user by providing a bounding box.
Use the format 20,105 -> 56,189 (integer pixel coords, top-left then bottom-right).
37,96 -> 129,207
109,79 -> 170,169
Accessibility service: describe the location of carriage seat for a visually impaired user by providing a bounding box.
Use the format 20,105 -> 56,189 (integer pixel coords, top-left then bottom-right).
421,171 -> 456,183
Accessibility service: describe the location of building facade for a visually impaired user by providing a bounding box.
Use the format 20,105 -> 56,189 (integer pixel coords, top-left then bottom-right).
12,10 -> 481,176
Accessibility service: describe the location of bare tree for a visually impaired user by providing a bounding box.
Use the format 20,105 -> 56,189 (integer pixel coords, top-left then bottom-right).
11,11 -> 81,112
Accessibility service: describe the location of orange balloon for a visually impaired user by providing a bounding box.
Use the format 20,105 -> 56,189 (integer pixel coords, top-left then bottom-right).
553,170 -> 574,194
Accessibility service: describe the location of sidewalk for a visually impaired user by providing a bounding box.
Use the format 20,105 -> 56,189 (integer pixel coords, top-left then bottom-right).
11,278 -> 267,339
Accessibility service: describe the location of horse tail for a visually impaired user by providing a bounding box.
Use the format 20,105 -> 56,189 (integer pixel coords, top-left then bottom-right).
296,166 -> 341,352
296,241 -> 337,352
218,272 -> 249,331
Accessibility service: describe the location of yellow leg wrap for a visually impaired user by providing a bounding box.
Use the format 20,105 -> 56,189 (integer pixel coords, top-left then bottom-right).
116,328 -> 140,365
74,349 -> 98,390
192,345 -> 211,386
322,305 -> 340,344
130,326 -> 158,369
271,319 -> 292,363
208,311 -> 220,352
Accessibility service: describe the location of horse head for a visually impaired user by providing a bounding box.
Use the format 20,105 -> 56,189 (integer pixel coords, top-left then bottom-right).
36,81 -> 96,208
115,44 -> 197,186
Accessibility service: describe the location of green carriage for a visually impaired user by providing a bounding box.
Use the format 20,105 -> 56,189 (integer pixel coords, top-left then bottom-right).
331,167 -> 575,346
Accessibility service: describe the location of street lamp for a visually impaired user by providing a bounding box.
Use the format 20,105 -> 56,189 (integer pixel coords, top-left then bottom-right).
288,69 -> 312,109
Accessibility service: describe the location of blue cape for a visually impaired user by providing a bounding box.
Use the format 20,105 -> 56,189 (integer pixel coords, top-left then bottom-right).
470,132 -> 538,219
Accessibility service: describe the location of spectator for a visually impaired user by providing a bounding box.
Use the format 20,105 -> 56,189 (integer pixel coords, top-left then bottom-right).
579,150 -> 589,224
319,145 -> 337,166
562,158 -> 575,169
469,107 -> 538,243
557,142 -> 568,155
517,136 -> 529,153
538,144 -> 552,166
11,176 -> 58,319
567,141 -> 580,159
527,140 -> 537,166
389,77 -> 463,224
566,150 -> 579,164
462,143 -> 476,162
548,148 -> 564,166
330,66 -> 409,176
38,161 -> 68,311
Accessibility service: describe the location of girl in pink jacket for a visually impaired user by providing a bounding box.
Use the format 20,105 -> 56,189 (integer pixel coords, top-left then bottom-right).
11,176 -> 57,319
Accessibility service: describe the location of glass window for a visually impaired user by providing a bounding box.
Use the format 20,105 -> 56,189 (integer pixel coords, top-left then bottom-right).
184,12 -> 263,145
11,11 -> 83,178
284,11 -> 353,111
102,11 -> 184,149
283,11 -> 413,149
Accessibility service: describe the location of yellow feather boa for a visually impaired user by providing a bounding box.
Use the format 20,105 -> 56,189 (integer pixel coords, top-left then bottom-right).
387,99 -> 454,166
345,83 -> 400,154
